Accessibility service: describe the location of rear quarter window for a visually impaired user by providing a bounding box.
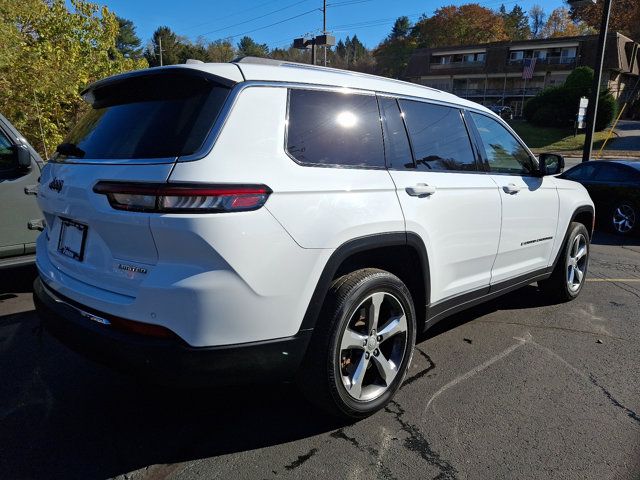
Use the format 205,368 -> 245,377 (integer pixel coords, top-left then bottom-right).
58,72 -> 230,160
286,89 -> 385,168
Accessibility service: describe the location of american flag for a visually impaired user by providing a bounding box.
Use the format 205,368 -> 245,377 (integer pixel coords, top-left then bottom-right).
522,57 -> 536,80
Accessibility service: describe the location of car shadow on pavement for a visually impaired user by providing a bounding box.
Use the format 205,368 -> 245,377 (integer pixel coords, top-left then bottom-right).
590,231 -> 640,247
0,265 -> 37,294
0,302 -> 346,479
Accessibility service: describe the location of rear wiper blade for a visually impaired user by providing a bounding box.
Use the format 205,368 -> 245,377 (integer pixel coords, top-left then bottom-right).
56,142 -> 86,158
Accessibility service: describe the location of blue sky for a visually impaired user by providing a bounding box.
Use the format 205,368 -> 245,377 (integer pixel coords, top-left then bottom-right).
99,0 -> 565,49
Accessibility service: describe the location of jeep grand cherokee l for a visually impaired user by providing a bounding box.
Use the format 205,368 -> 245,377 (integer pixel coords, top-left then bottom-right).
33,58 -> 594,419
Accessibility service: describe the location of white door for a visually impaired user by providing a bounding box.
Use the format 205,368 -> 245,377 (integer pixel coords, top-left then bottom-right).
380,97 -> 502,304
467,112 -> 559,284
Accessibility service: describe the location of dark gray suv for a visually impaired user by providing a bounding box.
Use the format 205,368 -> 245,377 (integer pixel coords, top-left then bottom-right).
0,114 -> 43,269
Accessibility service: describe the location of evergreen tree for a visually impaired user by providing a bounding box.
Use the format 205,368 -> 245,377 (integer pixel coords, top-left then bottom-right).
115,16 -> 143,59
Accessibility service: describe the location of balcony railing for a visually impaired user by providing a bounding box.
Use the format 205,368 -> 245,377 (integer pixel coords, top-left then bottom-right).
430,61 -> 485,69
507,57 -> 576,66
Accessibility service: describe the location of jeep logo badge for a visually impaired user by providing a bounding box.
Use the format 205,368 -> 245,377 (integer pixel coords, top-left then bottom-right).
48,177 -> 64,193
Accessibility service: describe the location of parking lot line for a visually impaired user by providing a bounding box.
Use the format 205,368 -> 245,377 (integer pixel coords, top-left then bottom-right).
586,278 -> 640,282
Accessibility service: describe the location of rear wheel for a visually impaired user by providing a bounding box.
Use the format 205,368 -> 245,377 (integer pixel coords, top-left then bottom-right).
539,222 -> 589,302
610,200 -> 637,236
298,268 -> 416,419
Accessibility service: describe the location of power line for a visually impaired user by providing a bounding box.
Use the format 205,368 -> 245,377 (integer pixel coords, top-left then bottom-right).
199,0 -> 313,37
184,0 -> 282,32
226,8 -> 322,39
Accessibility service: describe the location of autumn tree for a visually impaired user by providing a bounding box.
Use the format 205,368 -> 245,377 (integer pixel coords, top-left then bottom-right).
541,7 -> 593,38
569,0 -> 640,41
529,5 -> 546,38
412,4 -> 508,48
206,38 -> 235,62
0,0 -> 146,157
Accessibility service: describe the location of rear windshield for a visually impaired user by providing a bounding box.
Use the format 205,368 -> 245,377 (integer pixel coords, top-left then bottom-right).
58,72 -> 229,160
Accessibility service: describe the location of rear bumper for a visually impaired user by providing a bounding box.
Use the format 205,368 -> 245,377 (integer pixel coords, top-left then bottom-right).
33,277 -> 312,386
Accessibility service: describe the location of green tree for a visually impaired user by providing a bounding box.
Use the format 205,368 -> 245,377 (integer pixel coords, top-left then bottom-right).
390,16 -> 411,40
0,0 -> 147,157
237,36 -> 269,57
501,5 -> 531,40
115,16 -> 143,59
145,26 -> 182,66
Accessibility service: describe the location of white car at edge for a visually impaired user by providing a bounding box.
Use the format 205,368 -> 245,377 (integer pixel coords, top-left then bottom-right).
33,58 -> 594,419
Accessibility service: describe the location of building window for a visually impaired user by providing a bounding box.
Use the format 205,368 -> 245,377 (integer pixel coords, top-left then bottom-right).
476,53 -> 486,62
561,47 -> 576,63
510,51 -> 524,61
533,50 -> 547,60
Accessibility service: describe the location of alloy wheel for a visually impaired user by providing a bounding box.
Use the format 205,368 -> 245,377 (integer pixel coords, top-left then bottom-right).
338,292 -> 408,402
612,204 -> 636,234
567,233 -> 588,293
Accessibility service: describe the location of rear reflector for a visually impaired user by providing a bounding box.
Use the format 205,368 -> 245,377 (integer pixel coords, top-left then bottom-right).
93,182 -> 271,213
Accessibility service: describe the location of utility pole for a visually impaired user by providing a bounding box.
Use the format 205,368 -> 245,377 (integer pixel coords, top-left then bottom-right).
579,0 -> 613,162
159,36 -> 163,66
323,0 -> 327,66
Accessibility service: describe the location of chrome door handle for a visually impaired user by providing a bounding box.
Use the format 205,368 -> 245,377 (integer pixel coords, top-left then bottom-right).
503,183 -> 521,194
24,184 -> 39,195
405,184 -> 437,197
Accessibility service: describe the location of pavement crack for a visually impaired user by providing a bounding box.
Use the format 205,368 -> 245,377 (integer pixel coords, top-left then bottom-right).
474,319 -> 625,341
284,448 -> 318,471
403,348 -> 436,387
588,374 -> 640,426
385,401 -> 458,480
330,429 -> 398,480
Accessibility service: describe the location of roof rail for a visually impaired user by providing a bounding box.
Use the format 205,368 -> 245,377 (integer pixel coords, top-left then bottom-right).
231,56 -> 284,66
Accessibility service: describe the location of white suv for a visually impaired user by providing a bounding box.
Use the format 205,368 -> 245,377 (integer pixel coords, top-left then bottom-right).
34,58 -> 594,419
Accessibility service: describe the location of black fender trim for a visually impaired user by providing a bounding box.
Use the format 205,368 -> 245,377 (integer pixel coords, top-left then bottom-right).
298,232 -> 430,331
551,205 -> 595,271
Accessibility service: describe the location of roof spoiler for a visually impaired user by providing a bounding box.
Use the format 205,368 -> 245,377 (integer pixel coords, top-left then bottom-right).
80,66 -> 237,105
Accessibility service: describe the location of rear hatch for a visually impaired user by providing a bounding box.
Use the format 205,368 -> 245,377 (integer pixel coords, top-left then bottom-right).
37,68 -> 233,297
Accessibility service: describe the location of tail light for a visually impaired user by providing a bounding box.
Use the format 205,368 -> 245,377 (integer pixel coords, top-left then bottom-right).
93,182 -> 272,213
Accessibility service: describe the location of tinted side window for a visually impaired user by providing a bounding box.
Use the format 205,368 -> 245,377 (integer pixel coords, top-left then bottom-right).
379,97 -> 412,169
286,89 -> 384,168
563,164 -> 597,181
470,112 -> 536,175
594,164 -> 630,182
399,100 -> 476,172
0,129 -> 15,172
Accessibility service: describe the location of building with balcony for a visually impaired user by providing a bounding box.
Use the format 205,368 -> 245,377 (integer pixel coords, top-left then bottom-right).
405,32 -> 639,116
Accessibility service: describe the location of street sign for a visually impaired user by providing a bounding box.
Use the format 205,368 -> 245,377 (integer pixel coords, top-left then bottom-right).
577,97 -> 588,129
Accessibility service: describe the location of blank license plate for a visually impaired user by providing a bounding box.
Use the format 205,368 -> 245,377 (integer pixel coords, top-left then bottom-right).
57,219 -> 88,262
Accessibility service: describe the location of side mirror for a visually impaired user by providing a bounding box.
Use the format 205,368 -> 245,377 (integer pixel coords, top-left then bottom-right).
15,144 -> 32,171
539,153 -> 564,176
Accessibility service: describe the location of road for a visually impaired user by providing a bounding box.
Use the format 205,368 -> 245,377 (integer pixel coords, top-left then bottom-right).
609,120 -> 640,151
1,232 -> 639,480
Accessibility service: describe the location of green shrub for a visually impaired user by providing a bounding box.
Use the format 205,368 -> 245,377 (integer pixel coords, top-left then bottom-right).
524,66 -> 617,131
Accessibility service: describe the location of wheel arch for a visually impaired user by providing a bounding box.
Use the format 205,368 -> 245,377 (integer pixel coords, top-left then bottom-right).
551,204 -> 595,271
299,232 -> 431,332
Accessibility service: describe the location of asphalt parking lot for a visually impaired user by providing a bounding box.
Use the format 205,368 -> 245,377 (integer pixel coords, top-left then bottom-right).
1,232 -> 639,480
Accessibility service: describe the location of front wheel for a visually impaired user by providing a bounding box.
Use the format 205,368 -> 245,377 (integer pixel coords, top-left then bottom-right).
539,222 -> 590,302
298,268 -> 416,419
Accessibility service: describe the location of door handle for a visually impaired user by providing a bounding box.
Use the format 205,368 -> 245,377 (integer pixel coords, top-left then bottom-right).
24,184 -> 38,195
405,184 -> 437,197
503,183 -> 522,194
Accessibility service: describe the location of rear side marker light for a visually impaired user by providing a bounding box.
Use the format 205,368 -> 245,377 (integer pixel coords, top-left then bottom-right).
93,182 -> 272,213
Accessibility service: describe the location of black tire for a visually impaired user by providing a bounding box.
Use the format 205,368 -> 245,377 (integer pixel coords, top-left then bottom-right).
538,222 -> 590,302
297,268 -> 416,419
608,200 -> 637,236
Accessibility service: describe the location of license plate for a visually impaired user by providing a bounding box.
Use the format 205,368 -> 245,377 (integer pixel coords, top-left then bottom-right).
57,219 -> 88,262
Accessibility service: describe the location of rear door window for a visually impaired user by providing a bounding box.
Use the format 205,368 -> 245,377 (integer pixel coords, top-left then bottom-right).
58,72 -> 230,160
286,89 -> 385,168
379,96 -> 412,169
0,129 -> 15,172
398,99 -> 477,172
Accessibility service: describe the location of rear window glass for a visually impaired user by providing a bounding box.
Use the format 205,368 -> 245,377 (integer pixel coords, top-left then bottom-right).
286,89 -> 385,168
58,73 -> 229,160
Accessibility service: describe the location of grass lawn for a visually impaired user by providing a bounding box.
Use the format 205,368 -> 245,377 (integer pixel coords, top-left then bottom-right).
508,119 -> 610,152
